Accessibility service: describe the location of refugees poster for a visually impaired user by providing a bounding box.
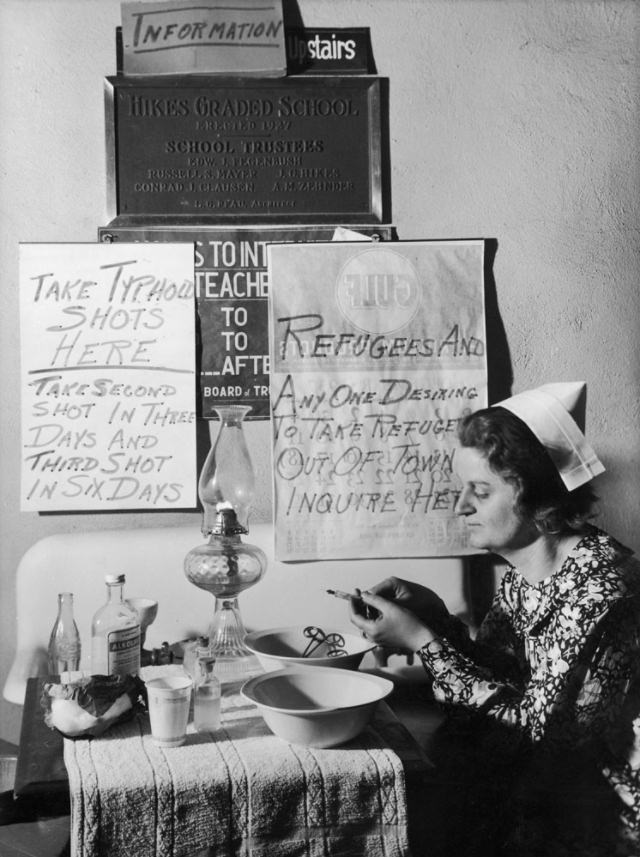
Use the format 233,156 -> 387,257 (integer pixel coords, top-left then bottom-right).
268,240 -> 487,560
19,242 -> 197,512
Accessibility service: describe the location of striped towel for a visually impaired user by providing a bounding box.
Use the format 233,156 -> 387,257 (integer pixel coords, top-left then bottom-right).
64,669 -> 415,857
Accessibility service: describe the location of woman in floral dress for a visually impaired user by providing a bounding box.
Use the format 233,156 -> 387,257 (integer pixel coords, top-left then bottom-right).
350,384 -> 640,856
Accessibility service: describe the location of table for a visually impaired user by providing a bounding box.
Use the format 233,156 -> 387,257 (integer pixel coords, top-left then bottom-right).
13,672 -> 446,857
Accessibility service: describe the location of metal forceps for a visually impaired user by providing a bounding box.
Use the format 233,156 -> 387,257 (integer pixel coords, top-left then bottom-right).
302,626 -> 348,658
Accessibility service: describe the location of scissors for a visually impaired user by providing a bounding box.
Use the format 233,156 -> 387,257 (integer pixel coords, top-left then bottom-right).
302,626 -> 348,658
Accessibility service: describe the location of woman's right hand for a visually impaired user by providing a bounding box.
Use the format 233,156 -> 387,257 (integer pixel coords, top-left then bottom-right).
366,577 -> 449,628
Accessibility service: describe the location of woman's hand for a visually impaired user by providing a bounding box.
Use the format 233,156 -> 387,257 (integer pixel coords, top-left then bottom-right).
367,577 -> 450,629
349,590 -> 435,654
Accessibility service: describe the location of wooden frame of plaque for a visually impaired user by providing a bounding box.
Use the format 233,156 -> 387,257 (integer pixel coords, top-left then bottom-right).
104,75 -> 388,225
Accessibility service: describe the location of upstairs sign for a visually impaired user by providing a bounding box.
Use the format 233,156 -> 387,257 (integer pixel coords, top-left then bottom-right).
285,28 -> 373,75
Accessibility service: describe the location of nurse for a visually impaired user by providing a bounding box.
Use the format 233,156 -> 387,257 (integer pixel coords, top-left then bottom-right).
350,383 -> 640,856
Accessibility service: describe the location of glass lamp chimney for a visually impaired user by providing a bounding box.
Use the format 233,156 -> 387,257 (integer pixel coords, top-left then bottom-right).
199,405 -> 255,536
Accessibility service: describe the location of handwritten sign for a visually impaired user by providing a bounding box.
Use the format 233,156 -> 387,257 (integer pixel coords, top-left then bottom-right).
268,240 -> 487,561
121,0 -> 286,77
20,243 -> 197,512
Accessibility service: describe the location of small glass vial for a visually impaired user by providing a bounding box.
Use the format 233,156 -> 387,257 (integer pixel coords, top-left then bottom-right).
48,592 -> 81,675
158,641 -> 174,665
194,655 -> 221,733
184,635 -> 211,680
91,574 -> 141,676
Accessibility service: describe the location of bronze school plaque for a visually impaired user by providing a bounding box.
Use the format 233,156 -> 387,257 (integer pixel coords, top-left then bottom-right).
104,75 -> 386,223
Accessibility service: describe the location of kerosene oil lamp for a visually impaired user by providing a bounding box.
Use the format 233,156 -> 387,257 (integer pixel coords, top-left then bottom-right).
184,406 -> 267,676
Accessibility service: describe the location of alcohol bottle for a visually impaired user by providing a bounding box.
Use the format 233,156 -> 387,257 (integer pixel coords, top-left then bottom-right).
91,574 -> 141,676
194,655 -> 221,733
48,592 -> 81,675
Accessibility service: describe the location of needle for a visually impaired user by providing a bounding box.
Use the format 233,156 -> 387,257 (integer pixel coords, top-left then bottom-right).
326,588 -> 379,619
325,588 -> 352,601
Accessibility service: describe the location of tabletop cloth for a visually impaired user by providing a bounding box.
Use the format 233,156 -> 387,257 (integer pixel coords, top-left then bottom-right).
63,666 -> 415,857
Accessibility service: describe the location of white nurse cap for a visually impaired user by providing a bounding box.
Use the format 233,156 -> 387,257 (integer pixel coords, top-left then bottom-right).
496,382 -> 605,491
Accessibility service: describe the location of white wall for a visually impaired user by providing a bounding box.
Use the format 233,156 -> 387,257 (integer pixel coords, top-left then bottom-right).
1,0 -> 639,743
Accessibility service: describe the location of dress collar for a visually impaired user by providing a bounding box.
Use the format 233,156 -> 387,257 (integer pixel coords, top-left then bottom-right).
503,527 -> 635,620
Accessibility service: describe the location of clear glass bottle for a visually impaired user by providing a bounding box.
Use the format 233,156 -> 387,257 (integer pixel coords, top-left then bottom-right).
184,635 -> 210,681
194,655 -> 221,733
91,574 -> 141,676
48,592 -> 81,675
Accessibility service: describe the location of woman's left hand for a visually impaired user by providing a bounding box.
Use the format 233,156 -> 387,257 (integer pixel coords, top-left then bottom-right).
349,590 -> 435,653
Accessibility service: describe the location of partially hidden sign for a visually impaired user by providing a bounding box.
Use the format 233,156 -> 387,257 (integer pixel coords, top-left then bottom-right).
268,240 -> 487,561
121,0 -> 286,77
195,225 -> 392,419
285,28 -> 372,75
20,243 -> 197,512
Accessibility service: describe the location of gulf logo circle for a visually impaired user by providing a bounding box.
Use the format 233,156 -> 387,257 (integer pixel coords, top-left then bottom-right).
335,248 -> 421,334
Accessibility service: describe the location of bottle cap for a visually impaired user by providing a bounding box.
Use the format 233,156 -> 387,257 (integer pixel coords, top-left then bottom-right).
105,573 -> 125,584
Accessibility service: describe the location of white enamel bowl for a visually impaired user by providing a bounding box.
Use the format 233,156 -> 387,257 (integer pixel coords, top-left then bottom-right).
244,626 -> 375,672
241,667 -> 394,748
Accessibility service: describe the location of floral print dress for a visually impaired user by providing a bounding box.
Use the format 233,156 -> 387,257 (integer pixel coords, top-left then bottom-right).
418,527 -> 640,854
